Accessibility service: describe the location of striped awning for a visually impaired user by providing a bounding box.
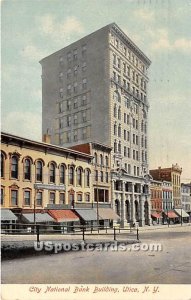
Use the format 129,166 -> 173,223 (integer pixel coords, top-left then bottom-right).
1,209 -> 17,221
163,211 -> 179,218
75,209 -> 98,221
48,210 -> 79,222
151,213 -> 161,219
98,208 -> 120,220
22,213 -> 54,223
174,209 -> 189,218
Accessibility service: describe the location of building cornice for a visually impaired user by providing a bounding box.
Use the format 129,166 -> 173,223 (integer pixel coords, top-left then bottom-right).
110,23 -> 151,67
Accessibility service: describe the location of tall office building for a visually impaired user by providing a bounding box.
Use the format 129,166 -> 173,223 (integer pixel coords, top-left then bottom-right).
40,23 -> 152,226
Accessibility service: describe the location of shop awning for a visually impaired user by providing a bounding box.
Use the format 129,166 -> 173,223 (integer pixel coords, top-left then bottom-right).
22,213 -> 54,223
174,209 -> 189,218
1,209 -> 17,221
163,211 -> 179,218
75,209 -> 98,221
151,213 -> 161,219
98,208 -> 120,220
48,210 -> 79,222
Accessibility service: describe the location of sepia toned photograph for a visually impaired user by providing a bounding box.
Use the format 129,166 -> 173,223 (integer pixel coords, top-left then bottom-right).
1,0 -> 191,299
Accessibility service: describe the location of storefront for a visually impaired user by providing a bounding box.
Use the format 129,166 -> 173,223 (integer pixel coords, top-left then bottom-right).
98,208 -> 120,227
48,209 -> 80,232
1,209 -> 17,233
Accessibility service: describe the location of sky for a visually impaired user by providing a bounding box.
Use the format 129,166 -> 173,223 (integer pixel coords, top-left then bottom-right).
1,0 -> 191,182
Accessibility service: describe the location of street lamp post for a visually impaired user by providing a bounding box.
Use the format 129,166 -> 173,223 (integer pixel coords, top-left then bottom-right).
166,199 -> 169,227
181,206 -> 183,226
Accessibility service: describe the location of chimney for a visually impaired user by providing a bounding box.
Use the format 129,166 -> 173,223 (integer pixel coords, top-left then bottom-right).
43,134 -> 51,144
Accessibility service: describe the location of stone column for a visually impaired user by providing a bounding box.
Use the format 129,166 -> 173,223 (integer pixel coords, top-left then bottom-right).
120,180 -> 126,228
130,183 -> 136,226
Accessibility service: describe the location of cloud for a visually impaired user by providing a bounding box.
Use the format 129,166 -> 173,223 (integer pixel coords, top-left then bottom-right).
39,14 -> 85,40
133,8 -> 154,22
2,111 -> 41,141
149,28 -> 191,53
21,44 -> 47,61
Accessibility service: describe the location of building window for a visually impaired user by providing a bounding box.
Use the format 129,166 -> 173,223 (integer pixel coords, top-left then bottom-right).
113,53 -> 116,65
59,88 -> 63,98
74,130 -> 78,141
114,141 -> 117,153
118,124 -> 121,137
67,84 -> 71,96
49,163 -> 56,183
1,188 -> 4,205
118,107 -> 121,120
124,146 -> 127,157
59,192 -> 65,204
24,158 -> 31,180
74,98 -> 78,109
24,190 -> 30,206
82,44 -> 87,56
36,161 -> 43,182
11,156 -> 18,179
134,166 -> 136,176
82,95 -> 87,106
85,193 -> 90,202
94,153 -> 98,164
74,65 -> 78,76
69,166 -> 74,185
114,104 -> 117,118
59,72 -> 63,82
77,193 -> 82,202
100,154 -> 103,166
82,78 -> 87,90
106,172 -> 109,183
49,192 -> 55,205
11,190 -> 18,206
73,49 -> 77,60
66,131 -> 71,143
36,191 -> 43,206
118,142 -> 121,154
60,165 -> 65,184
105,156 -> 109,167
95,170 -> 98,181
74,82 -> 78,93
82,62 -> 87,72
77,168 -> 82,186
113,91 -> 120,102
1,153 -> 5,178
67,52 -> 72,62
69,193 -> 75,207
85,169 -> 90,187
100,171 -> 104,182
67,100 -> 71,111
82,111 -> 87,122
67,116 -> 71,126
74,114 -> 78,125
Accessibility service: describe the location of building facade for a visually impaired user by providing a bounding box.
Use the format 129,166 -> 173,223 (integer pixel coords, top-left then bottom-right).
150,180 -> 162,224
40,23 -> 152,226
181,183 -> 191,212
1,132 -> 93,212
150,164 -> 182,208
162,180 -> 173,211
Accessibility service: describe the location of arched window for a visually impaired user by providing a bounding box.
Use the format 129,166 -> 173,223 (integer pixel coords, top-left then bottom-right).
85,169 -> 90,187
113,91 -> 120,102
114,123 -> 117,135
77,168 -> 82,186
94,153 -> 98,164
118,141 -> 121,153
100,154 -> 103,166
114,141 -> 117,153
105,156 -> 108,167
1,153 -> 5,178
24,159 -> 31,180
118,124 -> 121,137
114,104 -> 117,117
118,107 -> 121,120
60,164 -> 65,184
11,156 -> 18,179
36,161 -> 43,182
49,163 -> 56,183
69,166 -> 74,185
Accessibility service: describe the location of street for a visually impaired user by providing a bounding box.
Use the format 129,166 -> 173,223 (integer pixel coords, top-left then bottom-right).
1,226 -> 191,284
